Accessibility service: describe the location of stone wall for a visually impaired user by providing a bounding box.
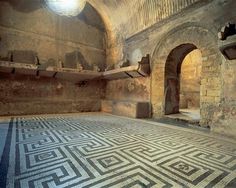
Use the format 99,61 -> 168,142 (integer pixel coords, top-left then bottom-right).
212,58 -> 236,138
105,77 -> 150,102
0,1 -> 106,70
113,0 -> 236,137
103,77 -> 151,118
0,1 -> 106,115
180,49 -> 202,109
0,73 -> 105,116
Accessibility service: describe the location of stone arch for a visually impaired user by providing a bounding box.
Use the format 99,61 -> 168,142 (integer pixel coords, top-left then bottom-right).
164,43 -> 198,115
151,25 -> 222,126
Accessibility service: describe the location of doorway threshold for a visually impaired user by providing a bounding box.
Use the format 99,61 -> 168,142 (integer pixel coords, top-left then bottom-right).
165,108 -> 200,125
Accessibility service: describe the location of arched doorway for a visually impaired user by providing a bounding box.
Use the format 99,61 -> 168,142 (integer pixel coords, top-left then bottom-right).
164,44 -> 200,115
151,25 -> 222,127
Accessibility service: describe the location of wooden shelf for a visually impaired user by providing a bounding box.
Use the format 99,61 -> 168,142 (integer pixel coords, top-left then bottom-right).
0,61 -> 38,75
103,54 -> 150,80
0,55 -> 150,82
219,35 -> 236,60
103,65 -> 144,80
0,61 -> 102,82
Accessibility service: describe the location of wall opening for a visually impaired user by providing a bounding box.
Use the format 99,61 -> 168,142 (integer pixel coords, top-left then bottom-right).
164,44 -> 202,120
180,49 -> 202,109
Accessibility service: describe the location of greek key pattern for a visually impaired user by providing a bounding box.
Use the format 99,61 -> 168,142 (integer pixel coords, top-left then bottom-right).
2,114 -> 236,187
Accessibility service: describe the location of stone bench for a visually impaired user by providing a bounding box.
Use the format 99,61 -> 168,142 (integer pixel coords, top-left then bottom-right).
101,100 -> 151,118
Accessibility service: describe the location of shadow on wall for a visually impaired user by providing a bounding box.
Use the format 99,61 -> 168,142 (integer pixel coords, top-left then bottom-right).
0,0 -> 42,12
78,3 -> 106,31
64,50 -> 93,70
0,0 -> 106,32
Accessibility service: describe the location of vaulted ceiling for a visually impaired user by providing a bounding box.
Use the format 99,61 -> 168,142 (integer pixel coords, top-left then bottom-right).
88,0 -> 201,40
1,0 -> 202,45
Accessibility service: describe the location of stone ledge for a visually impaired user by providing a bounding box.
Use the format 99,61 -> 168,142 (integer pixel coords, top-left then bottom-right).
101,100 -> 151,118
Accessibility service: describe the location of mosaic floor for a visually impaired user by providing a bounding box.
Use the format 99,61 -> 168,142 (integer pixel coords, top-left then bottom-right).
0,113 -> 236,188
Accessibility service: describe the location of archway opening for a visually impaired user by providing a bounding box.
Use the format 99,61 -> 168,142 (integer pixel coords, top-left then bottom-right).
164,44 -> 202,121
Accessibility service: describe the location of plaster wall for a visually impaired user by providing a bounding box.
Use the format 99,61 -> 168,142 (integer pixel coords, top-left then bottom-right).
0,1 -> 106,115
0,1 -> 106,70
0,73 -> 105,116
105,77 -> 150,102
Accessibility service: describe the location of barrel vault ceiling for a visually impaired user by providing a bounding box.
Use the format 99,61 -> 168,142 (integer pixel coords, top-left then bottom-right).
88,0 -> 201,39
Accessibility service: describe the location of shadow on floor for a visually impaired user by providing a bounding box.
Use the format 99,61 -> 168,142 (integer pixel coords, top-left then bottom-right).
147,108 -> 210,133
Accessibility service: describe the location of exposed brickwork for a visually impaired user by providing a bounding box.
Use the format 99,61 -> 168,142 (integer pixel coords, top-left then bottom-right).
151,25 -> 222,124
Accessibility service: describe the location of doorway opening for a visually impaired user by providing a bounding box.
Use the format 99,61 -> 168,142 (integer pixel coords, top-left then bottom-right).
164,44 -> 202,122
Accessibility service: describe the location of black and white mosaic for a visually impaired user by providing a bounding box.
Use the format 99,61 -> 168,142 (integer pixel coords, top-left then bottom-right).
0,114 -> 236,188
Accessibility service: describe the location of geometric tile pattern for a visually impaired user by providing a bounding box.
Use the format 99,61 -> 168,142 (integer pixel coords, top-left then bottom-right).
1,114 -> 236,188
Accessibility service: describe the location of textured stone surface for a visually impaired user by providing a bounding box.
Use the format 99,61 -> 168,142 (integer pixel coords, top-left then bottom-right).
105,77 -> 150,102
102,100 -> 151,118
180,49 -> 202,109
211,59 -> 236,138
101,100 -> 113,113
0,73 -> 105,115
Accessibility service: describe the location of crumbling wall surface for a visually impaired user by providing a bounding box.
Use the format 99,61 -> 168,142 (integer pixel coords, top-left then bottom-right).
0,1 -> 106,69
0,73 -> 105,116
212,59 -> 236,138
103,77 -> 150,118
106,77 -> 150,102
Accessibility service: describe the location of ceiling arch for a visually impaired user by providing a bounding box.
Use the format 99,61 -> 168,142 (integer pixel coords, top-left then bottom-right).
88,0 -> 201,40
5,0 -> 202,47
